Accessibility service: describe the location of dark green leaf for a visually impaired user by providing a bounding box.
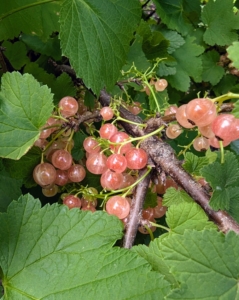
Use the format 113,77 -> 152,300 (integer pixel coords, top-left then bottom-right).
143,188 -> 158,209
72,131 -> 88,161
0,0 -> 61,41
2,41 -> 30,70
166,36 -> 204,91
201,0 -> 239,46
20,34 -> 62,61
3,146 -> 41,188
0,169 -> 22,212
154,0 -> 201,36
60,0 -> 141,95
201,50 -> 225,85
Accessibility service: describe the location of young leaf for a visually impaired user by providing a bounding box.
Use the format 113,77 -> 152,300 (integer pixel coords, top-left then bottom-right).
0,169 -> 22,212
0,0 -> 61,41
0,194 -> 170,299
201,50 -> 225,85
166,202 -> 217,234
201,0 -> 239,46
154,0 -> 201,36
0,72 -> 54,159
183,152 -> 211,176
166,36 -> 204,91
163,187 -> 193,207
161,230 -> 239,299
60,0 -> 141,95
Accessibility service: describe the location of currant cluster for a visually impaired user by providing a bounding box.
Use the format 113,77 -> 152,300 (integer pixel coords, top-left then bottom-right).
33,97 -> 86,197
165,98 -> 239,151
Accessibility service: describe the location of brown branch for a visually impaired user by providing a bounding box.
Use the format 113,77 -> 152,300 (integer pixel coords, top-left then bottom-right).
123,168 -> 152,248
99,90 -> 239,240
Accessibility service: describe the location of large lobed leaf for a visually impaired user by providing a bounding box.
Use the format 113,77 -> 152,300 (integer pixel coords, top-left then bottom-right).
0,72 -> 54,160
0,0 -> 61,41
0,194 -> 170,299
163,230 -> 239,299
59,0 -> 141,95
201,0 -> 239,46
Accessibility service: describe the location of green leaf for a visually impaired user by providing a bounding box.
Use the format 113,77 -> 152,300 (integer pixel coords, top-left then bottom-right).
166,36 -> 204,91
0,72 -> 54,159
0,194 -> 170,299
227,41 -> 239,70
24,62 -> 55,87
201,151 -> 239,210
60,0 -> 141,95
132,243 -> 178,286
154,0 -> 201,36
201,0 -> 239,46
143,188 -> 158,209
3,146 -> 41,188
201,50 -> 225,85
210,186 -> 239,214
72,131 -> 88,161
213,74 -> 238,96
2,41 -> 30,70
0,0 -> 61,41
157,61 -> 177,77
183,152 -> 213,176
51,73 -> 77,104
84,90 -> 96,110
125,34 -> 151,72
161,230 -> 239,299
0,169 -> 22,212
166,202 -> 217,234
163,187 -> 193,207
161,30 -> 185,54
20,34 -> 62,61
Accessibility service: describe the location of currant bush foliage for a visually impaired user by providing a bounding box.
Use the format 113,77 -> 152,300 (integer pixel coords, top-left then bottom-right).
1,0 -> 239,299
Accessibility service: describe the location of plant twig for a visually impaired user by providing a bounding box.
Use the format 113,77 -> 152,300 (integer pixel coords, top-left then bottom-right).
123,168 -> 152,248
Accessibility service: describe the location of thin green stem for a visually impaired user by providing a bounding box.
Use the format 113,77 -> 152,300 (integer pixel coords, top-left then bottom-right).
113,116 -> 146,128
219,141 -> 225,164
0,0 -> 59,20
143,78 -> 160,112
43,128 -> 66,153
212,92 -> 239,105
118,125 -> 165,148
144,226 -> 154,241
149,221 -> 170,232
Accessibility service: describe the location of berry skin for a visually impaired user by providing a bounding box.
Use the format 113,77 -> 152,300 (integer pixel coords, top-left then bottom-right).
106,154 -> 127,173
185,98 -> 217,127
51,149 -> 73,170
176,104 -> 195,129
100,107 -> 114,121
63,195 -> 82,209
125,148 -> 148,170
33,163 -> 56,187
106,196 -> 130,219
59,96 -> 79,117
86,153 -> 108,174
